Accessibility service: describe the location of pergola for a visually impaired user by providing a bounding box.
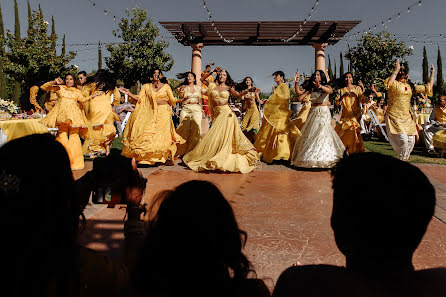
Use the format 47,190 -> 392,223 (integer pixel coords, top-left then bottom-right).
160,21 -> 360,80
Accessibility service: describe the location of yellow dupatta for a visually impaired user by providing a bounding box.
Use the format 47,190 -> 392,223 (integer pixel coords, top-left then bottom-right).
263,83 -> 293,131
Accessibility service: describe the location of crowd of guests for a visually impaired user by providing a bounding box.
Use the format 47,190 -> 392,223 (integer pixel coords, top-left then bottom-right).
2,133 -> 446,297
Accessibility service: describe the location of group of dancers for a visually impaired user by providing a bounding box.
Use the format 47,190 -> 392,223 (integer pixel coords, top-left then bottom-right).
38,58 -> 444,173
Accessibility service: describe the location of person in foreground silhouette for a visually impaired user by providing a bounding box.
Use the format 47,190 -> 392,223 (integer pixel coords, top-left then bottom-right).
0,134 -> 127,297
273,152 -> 446,297
130,180 -> 270,297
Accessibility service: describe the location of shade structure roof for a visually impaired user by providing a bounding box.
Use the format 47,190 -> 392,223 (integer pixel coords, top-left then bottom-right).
159,21 -> 361,46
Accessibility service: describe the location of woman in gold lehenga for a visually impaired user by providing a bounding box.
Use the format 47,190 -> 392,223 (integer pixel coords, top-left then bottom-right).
238,77 -> 263,142
81,70 -> 121,157
183,68 -> 259,173
119,69 -> 185,165
40,74 -> 102,170
175,71 -> 204,156
254,71 -> 300,164
334,72 -> 366,154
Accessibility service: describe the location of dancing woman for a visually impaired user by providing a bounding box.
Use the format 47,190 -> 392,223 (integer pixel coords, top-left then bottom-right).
119,69 -> 185,165
385,60 -> 434,161
175,71 -> 204,156
291,70 -> 345,168
254,71 -> 300,163
40,74 -> 101,170
183,68 -> 259,173
238,77 -> 263,142
81,70 -> 120,157
334,72 -> 365,154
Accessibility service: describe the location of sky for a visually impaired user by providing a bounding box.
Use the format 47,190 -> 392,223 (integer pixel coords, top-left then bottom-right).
1,0 -> 445,90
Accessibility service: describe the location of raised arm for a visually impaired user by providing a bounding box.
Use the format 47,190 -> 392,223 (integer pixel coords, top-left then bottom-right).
387,59 -> 400,88
41,78 -> 62,92
294,71 -> 305,95
166,86 -> 178,106
298,91 -> 311,102
119,87 -> 139,103
229,86 -> 257,99
201,66 -> 221,86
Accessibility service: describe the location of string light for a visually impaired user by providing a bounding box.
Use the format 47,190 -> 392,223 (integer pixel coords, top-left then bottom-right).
282,0 -> 320,42
201,1 -> 233,43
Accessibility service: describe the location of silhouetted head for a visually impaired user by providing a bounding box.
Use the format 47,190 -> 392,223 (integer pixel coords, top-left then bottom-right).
0,134 -> 79,295
132,180 -> 253,295
331,153 -> 435,267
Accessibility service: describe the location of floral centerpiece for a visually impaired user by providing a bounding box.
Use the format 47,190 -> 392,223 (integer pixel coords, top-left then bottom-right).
0,99 -> 21,119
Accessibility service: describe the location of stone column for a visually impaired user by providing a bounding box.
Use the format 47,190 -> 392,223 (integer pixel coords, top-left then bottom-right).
313,43 -> 328,71
191,43 -> 204,86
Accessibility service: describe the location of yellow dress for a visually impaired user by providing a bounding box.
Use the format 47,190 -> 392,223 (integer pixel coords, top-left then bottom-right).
334,86 -> 365,154
254,83 -> 300,163
432,106 -> 446,149
82,88 -> 120,155
291,94 -> 311,130
385,78 -> 432,136
40,82 -> 91,170
183,83 -> 259,173
122,83 -> 185,164
175,85 -> 203,156
241,91 -> 260,133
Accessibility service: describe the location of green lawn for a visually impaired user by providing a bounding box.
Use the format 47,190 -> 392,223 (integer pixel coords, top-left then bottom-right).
364,139 -> 446,165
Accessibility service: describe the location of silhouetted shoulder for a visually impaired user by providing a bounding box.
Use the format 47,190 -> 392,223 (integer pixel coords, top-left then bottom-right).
273,265 -> 354,297
409,268 -> 446,297
230,279 -> 271,297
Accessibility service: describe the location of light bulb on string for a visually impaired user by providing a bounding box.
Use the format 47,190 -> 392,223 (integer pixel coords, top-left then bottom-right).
397,13 -> 401,19
104,10 -> 107,16
418,0 -> 422,6
408,7 -> 411,13
113,16 -> 116,21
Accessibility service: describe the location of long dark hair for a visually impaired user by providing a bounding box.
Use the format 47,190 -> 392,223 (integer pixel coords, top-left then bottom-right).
177,71 -> 197,86
397,61 -> 416,94
93,69 -> 117,93
131,180 -> 254,295
235,76 -> 255,92
0,134 -> 79,296
216,69 -> 235,87
305,70 -> 328,92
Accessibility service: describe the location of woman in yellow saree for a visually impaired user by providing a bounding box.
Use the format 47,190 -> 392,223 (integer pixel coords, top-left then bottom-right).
254,71 -> 300,163
183,68 -> 259,173
119,69 -> 185,165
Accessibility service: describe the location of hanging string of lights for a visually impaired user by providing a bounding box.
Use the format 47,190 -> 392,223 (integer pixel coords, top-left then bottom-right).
346,0 -> 423,41
281,0 -> 320,43
86,0 -> 119,22
201,1 -> 233,43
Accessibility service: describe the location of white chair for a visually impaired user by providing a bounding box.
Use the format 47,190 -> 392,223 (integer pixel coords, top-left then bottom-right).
120,112 -> 132,133
368,110 -> 388,141
0,128 -> 7,147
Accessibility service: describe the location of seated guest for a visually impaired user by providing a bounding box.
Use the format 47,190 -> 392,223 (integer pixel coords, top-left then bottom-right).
113,91 -> 135,136
273,153 -> 446,297
423,95 -> 446,153
130,180 -> 270,297
360,85 -> 384,133
0,134 -> 128,297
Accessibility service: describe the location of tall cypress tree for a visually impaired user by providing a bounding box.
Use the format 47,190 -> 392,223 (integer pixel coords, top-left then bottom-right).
27,0 -> 32,30
422,46 -> 429,84
12,0 -> 21,103
61,34 -> 66,56
339,52 -> 344,77
334,60 -> 337,80
0,4 -> 7,99
327,54 -> 333,82
98,41 -> 102,70
50,16 -> 56,52
437,45 -> 444,95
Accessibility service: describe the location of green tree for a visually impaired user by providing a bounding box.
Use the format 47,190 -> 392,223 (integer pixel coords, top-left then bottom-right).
98,41 -> 102,70
0,3 -> 7,99
327,54 -> 333,81
339,52 -> 344,76
12,0 -> 21,103
436,45 -> 444,96
50,15 -> 56,52
61,34 -> 66,56
345,31 -> 412,88
106,7 -> 174,87
422,46 -> 429,84
27,1 -> 32,30
2,10 -> 76,97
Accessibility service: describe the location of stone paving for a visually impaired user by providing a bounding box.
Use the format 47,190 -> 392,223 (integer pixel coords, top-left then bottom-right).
77,159 -> 446,290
